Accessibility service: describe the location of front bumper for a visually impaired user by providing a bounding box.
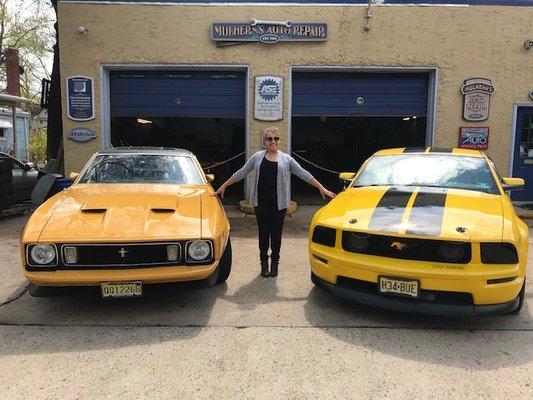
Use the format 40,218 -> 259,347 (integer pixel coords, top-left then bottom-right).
311,272 -> 519,316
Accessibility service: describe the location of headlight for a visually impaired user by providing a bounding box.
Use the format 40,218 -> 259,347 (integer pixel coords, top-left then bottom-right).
437,242 -> 466,263
29,244 -> 57,265
348,232 -> 370,252
481,243 -> 518,264
312,226 -> 336,247
187,240 -> 212,262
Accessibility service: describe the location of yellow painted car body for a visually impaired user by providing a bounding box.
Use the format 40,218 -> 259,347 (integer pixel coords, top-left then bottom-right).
21,148 -> 230,296
309,147 -> 528,316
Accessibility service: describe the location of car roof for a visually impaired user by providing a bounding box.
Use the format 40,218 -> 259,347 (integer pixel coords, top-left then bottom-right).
374,147 -> 485,157
95,147 -> 194,157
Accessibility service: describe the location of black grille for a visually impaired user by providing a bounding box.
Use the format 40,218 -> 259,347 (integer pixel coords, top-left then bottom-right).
72,244 -> 174,267
337,276 -> 473,305
342,231 -> 471,264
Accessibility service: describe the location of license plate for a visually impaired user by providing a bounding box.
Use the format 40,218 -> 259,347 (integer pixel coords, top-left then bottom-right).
101,281 -> 142,299
378,276 -> 419,299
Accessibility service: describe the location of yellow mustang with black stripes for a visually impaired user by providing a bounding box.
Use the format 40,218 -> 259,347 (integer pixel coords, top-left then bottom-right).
309,147 -> 527,316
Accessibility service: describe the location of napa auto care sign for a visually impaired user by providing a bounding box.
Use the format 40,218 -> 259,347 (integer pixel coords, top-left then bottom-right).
461,78 -> 495,122
459,127 -> 489,150
254,76 -> 283,121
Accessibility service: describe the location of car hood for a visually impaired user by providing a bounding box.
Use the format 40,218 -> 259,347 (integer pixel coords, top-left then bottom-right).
37,184 -> 206,242
318,186 -> 504,241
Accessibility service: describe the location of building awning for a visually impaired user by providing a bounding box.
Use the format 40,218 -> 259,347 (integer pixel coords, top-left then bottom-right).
0,119 -> 13,129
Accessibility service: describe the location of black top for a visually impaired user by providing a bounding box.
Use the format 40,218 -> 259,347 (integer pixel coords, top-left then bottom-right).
257,157 -> 278,208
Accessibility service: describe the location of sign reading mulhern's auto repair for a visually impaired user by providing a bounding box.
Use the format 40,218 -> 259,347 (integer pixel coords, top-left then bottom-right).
211,20 -> 328,44
461,78 -> 495,121
255,76 -> 283,121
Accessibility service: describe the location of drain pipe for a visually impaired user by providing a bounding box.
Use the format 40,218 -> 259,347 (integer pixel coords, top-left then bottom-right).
364,0 -> 374,32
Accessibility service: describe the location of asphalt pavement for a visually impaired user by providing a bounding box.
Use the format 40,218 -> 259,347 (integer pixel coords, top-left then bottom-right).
0,206 -> 531,399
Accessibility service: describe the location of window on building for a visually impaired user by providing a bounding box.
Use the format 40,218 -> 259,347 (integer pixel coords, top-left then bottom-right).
0,128 -> 5,139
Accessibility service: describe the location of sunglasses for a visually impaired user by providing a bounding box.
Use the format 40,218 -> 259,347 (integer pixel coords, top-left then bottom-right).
265,136 -> 280,142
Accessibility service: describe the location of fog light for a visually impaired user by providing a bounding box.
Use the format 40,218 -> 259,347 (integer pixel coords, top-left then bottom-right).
64,246 -> 78,264
167,244 -> 180,262
29,244 -> 56,265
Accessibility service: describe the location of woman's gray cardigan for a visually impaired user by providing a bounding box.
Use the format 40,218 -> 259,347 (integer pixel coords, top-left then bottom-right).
232,150 -> 314,210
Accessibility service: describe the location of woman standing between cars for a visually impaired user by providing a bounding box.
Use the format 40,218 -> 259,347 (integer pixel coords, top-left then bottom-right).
214,127 -> 335,278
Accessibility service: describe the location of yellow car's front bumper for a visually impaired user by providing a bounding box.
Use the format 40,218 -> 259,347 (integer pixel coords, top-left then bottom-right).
24,261 -> 219,287
310,243 -> 524,316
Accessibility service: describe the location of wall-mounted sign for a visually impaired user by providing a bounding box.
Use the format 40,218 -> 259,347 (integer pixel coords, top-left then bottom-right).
459,127 -> 489,150
67,76 -> 95,121
68,127 -> 97,143
460,78 -> 494,122
211,21 -> 328,44
254,76 -> 283,121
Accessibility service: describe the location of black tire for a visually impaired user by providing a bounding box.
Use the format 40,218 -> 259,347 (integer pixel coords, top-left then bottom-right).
509,279 -> 526,315
216,236 -> 232,284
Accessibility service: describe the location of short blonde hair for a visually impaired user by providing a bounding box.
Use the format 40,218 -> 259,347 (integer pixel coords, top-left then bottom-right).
263,126 -> 280,136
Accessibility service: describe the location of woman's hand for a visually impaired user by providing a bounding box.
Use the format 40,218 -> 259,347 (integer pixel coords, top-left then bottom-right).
214,185 -> 226,198
319,186 -> 336,200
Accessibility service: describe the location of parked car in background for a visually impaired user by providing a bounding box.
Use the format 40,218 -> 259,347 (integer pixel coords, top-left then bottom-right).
309,147 -> 528,316
0,152 -> 39,204
21,147 -> 232,297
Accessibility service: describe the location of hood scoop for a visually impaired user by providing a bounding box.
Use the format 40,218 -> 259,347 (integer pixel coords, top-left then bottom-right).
151,208 -> 175,213
81,208 -> 107,213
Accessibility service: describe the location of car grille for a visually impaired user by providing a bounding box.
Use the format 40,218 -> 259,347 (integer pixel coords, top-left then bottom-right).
69,243 -> 177,267
341,231 -> 471,264
337,276 -> 474,305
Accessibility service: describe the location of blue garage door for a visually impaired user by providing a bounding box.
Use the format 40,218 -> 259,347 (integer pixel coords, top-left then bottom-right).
110,71 -> 246,118
292,72 -> 429,117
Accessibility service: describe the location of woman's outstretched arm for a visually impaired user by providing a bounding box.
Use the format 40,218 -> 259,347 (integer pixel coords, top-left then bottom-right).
289,156 -> 335,199
214,153 -> 257,197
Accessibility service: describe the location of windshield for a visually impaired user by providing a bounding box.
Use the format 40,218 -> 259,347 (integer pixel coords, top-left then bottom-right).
353,154 -> 499,194
78,154 -> 203,184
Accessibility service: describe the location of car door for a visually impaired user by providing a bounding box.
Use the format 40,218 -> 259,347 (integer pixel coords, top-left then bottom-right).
512,106 -> 533,201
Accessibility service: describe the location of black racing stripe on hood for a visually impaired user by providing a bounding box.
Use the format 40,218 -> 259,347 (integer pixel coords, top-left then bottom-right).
368,188 -> 414,232
405,190 -> 448,236
428,148 -> 453,153
403,147 -> 427,153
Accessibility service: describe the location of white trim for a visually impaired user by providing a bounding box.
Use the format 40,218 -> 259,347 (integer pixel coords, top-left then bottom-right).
60,2 -> 471,7
288,65 -> 438,148
509,103 -> 533,177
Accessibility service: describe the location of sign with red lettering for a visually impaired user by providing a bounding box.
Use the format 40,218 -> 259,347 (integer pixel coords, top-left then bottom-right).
459,127 -> 489,150
460,78 -> 494,122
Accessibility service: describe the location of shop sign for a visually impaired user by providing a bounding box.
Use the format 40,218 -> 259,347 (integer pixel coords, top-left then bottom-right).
68,127 -> 97,143
460,78 -> 494,122
211,21 -> 328,44
67,76 -> 95,121
254,76 -> 283,121
459,127 -> 489,150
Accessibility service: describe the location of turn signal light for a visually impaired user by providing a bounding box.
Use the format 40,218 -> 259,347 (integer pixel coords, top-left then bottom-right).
167,245 -> 180,262
63,246 -> 78,264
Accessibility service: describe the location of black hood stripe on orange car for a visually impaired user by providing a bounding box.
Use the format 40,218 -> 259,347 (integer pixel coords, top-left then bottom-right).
368,188 -> 415,232
428,148 -> 453,153
405,190 -> 448,236
402,147 -> 428,153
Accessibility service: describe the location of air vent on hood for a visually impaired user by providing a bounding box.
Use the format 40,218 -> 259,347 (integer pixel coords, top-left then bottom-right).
81,208 -> 106,213
151,208 -> 175,213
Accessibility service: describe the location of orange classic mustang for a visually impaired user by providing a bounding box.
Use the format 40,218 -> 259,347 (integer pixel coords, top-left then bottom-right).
21,147 -> 231,298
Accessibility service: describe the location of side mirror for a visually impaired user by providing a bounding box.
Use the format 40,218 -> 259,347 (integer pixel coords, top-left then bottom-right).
69,172 -> 79,180
205,174 -> 215,183
23,163 -> 31,172
501,177 -> 525,191
339,172 -> 356,190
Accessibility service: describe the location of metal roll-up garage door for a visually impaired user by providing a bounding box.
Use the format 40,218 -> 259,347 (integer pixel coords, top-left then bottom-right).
110,70 -> 245,118
291,71 -> 431,204
292,72 -> 429,117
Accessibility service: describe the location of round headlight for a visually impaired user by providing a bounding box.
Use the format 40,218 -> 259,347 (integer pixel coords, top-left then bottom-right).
438,242 -> 465,263
187,240 -> 211,261
30,244 -> 56,265
349,233 -> 369,252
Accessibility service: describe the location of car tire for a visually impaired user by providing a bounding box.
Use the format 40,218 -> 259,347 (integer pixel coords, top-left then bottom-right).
216,236 -> 232,284
509,279 -> 526,315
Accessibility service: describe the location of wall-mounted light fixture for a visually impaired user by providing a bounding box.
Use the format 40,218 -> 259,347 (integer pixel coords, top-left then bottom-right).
76,26 -> 89,34
137,118 -> 152,124
524,40 -> 533,50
